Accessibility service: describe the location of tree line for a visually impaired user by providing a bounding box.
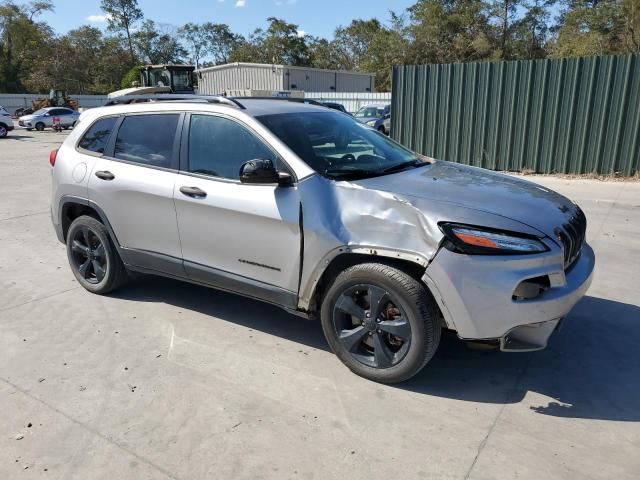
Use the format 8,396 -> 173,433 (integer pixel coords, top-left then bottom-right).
1,0 -> 639,94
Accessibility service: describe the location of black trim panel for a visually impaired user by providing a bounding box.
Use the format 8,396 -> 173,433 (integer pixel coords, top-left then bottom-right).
122,248 -> 187,278
184,260 -> 297,309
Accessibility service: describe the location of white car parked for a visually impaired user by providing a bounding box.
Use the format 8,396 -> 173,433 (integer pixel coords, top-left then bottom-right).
18,107 -> 80,131
0,106 -> 15,138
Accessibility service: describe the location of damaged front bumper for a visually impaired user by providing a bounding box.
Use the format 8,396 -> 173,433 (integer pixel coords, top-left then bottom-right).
422,242 -> 595,351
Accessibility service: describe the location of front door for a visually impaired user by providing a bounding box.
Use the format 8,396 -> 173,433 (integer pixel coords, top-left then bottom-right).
174,113 -> 301,307
87,112 -> 184,276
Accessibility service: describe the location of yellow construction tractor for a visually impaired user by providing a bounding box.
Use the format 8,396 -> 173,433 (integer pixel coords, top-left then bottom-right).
32,89 -> 79,111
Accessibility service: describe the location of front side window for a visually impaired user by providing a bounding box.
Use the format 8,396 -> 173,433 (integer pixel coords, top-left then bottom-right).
258,111 -> 428,180
188,115 -> 277,180
78,117 -> 117,154
114,114 -> 179,168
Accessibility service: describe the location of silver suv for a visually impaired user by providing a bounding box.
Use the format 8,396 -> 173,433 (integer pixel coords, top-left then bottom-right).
50,97 -> 595,383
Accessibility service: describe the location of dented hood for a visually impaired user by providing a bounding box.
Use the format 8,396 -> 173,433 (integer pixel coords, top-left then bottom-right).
354,161 -> 578,238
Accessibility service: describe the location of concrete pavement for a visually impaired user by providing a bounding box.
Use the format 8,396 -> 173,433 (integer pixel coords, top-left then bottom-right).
1,131 -> 638,479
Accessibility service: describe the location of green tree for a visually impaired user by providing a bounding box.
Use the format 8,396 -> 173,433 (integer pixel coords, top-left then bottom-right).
230,17 -> 310,65
0,0 -> 53,92
179,22 -> 209,68
133,20 -> 186,64
100,0 -> 143,60
552,0 -> 640,56
333,19 -> 385,70
407,0 -> 493,64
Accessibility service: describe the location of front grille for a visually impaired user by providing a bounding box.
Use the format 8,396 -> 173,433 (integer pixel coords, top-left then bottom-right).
557,207 -> 587,270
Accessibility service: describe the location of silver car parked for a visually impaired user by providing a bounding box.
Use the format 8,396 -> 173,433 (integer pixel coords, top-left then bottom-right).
19,107 -> 80,131
50,97 -> 594,383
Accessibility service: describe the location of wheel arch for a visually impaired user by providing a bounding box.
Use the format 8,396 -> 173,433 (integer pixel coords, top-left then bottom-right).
59,197 -> 122,251
300,249 -> 431,314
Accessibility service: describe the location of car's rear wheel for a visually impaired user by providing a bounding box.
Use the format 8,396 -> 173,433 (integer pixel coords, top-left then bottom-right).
320,263 -> 441,383
66,216 -> 128,294
35,122 -> 45,131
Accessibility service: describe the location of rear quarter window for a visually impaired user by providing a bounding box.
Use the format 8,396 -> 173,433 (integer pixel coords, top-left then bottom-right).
78,117 -> 118,154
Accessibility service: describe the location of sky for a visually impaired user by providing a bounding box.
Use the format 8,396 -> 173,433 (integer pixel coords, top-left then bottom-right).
37,0 -> 418,39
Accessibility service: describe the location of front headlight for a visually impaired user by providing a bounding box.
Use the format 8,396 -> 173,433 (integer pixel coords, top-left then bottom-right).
366,120 -> 377,126
440,223 -> 549,255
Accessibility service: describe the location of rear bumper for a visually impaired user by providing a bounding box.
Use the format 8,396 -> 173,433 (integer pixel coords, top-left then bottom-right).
422,242 -> 595,349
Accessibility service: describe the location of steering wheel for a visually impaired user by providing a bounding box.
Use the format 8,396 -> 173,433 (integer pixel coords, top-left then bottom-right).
341,153 -> 357,163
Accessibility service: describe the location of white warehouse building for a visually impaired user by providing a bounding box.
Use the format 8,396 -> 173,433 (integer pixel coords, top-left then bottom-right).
196,62 -> 376,95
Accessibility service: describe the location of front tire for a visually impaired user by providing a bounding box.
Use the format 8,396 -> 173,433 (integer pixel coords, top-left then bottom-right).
66,216 -> 128,294
320,263 -> 441,383
0,125 -> 7,138
35,122 -> 45,131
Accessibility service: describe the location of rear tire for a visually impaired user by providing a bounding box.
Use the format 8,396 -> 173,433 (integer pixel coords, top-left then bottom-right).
66,216 -> 128,294
35,122 -> 45,131
320,263 -> 441,383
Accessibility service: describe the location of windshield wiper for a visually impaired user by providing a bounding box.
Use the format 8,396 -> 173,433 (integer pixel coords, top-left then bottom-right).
325,168 -> 380,180
382,159 -> 426,174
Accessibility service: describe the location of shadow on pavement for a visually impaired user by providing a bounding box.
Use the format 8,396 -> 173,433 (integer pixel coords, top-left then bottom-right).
113,277 -> 640,422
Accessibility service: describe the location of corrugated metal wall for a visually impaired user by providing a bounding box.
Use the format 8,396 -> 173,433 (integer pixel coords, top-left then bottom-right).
198,64 -> 285,94
197,63 -> 376,95
392,54 -> 640,176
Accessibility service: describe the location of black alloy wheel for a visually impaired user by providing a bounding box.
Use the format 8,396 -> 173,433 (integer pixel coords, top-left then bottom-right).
332,284 -> 411,369
70,226 -> 107,284
320,263 -> 441,383
66,215 -> 128,294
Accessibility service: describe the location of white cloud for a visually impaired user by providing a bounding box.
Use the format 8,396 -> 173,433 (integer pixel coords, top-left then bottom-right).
86,14 -> 111,23
296,29 -> 305,37
235,0 -> 245,6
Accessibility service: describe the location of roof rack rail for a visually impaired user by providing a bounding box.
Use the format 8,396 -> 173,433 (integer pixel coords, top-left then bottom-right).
104,94 -> 246,109
231,96 -> 324,107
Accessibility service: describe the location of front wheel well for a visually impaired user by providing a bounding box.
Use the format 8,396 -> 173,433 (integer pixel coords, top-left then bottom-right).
310,253 -> 427,313
61,202 -> 101,241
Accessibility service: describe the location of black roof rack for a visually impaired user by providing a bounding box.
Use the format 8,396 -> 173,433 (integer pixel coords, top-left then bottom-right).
231,96 -> 325,107
104,94 -> 245,109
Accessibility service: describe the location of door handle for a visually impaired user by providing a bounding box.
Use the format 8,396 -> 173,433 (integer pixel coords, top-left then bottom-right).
95,170 -> 115,181
180,186 -> 207,198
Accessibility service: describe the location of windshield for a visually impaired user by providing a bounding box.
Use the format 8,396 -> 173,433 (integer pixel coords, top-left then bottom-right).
355,106 -> 386,118
257,111 -> 429,180
172,70 -> 191,88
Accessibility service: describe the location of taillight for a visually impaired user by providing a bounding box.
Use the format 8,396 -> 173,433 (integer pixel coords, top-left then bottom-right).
49,149 -> 58,167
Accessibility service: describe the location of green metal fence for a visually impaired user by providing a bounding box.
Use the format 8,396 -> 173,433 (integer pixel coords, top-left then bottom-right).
391,54 -> 640,176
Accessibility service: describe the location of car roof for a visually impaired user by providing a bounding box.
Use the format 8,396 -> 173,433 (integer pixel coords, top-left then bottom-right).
358,103 -> 389,108
234,98 -> 333,116
89,97 -> 334,119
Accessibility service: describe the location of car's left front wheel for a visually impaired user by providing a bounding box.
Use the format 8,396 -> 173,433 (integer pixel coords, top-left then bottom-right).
66,215 -> 128,294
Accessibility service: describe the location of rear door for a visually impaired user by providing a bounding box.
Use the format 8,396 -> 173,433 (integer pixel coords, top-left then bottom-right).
87,112 -> 185,276
173,113 -> 301,307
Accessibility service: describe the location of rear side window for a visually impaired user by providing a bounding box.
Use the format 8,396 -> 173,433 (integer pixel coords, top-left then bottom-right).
114,114 -> 179,168
78,117 -> 117,154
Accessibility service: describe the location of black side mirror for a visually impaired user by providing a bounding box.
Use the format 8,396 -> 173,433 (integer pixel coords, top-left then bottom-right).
239,159 -> 293,187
